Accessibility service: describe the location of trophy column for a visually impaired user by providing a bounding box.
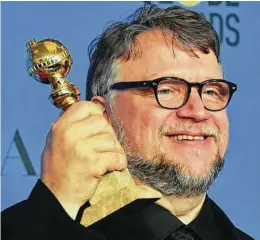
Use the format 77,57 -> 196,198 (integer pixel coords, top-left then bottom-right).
26,38 -> 161,227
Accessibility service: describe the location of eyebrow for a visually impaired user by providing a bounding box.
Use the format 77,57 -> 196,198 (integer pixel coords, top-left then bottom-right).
143,69 -> 223,81
144,74 -> 224,82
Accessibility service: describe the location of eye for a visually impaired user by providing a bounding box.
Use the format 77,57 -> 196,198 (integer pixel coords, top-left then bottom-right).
158,88 -> 172,94
157,85 -> 179,95
204,90 -> 219,97
203,82 -> 229,99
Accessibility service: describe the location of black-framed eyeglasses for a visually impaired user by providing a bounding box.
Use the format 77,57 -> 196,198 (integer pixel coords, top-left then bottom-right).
107,77 -> 237,112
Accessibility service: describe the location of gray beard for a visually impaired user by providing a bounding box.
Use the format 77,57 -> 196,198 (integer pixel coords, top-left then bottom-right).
109,108 -> 225,198
126,152 -> 224,197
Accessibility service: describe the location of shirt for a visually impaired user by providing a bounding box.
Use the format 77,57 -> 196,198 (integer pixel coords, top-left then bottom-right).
2,180 -> 254,240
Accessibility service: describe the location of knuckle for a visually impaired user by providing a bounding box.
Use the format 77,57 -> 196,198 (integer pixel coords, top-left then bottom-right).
115,145 -> 125,156
89,113 -> 102,123
51,121 -> 59,133
50,122 -> 65,141
121,154 -> 127,167
115,143 -> 124,153
51,118 -> 69,135
92,162 -> 106,177
80,101 -> 103,114
97,115 -> 108,126
104,134 -> 116,145
119,154 -> 127,168
113,153 -> 123,165
63,101 -> 103,121
91,115 -> 109,130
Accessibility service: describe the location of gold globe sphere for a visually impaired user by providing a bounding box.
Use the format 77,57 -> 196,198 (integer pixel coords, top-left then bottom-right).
27,39 -> 72,84
26,38 -> 79,111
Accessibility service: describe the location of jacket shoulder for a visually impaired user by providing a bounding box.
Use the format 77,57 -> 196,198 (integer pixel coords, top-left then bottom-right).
208,197 -> 254,240
233,227 -> 255,240
2,200 -> 29,225
1,181 -> 106,240
2,200 -> 34,240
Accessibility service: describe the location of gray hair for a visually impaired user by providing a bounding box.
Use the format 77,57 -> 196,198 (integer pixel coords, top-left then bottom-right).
86,3 -> 220,101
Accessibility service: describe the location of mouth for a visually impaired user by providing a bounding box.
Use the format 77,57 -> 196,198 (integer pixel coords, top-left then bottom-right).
168,134 -> 208,141
165,133 -> 214,145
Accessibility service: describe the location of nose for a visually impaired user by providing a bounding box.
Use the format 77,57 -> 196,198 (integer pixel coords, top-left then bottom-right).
176,88 -> 211,122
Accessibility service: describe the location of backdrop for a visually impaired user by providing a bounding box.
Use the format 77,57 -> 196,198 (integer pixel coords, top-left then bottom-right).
1,1 -> 259,239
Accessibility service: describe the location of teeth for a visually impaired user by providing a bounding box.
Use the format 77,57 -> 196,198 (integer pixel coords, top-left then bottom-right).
177,135 -> 183,140
171,135 -> 205,141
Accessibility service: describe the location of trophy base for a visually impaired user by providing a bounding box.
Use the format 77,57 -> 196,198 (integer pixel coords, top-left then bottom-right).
80,185 -> 161,227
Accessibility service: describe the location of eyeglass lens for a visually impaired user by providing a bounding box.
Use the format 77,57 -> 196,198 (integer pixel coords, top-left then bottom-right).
157,79 -> 230,110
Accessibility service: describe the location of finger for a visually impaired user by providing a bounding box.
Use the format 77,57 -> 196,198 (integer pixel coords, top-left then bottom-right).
84,133 -> 122,153
61,114 -> 116,143
91,152 -> 127,178
58,101 -> 104,123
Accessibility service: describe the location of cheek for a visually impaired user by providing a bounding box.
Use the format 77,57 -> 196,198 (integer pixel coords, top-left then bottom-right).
213,111 -> 229,153
135,109 -> 167,157
113,94 -> 166,154
139,110 -> 161,140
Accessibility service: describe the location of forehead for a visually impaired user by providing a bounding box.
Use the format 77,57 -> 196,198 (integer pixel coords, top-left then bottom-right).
118,30 -> 222,82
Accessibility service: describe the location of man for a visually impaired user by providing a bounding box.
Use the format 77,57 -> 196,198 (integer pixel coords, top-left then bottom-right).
2,3 -> 253,240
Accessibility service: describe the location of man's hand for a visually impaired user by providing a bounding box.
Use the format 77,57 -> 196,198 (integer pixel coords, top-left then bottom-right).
41,101 -> 127,219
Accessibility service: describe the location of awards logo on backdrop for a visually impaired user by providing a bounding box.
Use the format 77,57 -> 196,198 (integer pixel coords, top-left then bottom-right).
150,1 -> 240,46
2,1 -> 259,239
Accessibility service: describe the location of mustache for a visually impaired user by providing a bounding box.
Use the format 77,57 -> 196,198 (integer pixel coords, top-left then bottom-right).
159,123 -> 220,141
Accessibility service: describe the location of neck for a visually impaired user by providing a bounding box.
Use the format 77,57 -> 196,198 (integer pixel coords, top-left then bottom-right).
133,176 -> 206,225
156,194 -> 206,225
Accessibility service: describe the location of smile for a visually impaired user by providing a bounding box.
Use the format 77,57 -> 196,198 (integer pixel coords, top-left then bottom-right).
169,135 -> 206,141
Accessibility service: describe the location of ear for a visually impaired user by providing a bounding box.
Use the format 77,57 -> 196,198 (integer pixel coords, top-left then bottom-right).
91,96 -> 112,124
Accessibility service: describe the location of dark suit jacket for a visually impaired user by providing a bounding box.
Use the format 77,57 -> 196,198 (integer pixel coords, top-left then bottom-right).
2,180 -> 254,240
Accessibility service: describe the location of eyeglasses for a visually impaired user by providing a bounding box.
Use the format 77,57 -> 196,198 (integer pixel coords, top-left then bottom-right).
108,77 -> 237,111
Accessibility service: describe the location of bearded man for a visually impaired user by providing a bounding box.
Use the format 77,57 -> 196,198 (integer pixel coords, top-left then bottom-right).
2,3 -> 253,240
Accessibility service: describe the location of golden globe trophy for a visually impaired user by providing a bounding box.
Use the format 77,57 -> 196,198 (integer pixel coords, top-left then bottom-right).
26,38 -> 161,228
